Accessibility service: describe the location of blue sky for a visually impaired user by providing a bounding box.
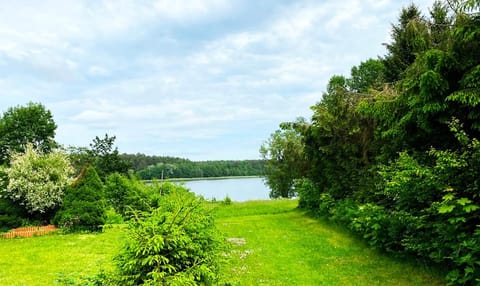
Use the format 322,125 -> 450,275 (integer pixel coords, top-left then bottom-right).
0,0 -> 435,160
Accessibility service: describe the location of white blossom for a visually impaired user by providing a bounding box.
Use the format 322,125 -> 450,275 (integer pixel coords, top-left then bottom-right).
2,144 -> 74,213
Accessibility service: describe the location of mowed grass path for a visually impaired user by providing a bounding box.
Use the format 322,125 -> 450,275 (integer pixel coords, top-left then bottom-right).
215,200 -> 444,285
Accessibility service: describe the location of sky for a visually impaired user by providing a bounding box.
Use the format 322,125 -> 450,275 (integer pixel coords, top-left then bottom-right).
0,0 -> 436,161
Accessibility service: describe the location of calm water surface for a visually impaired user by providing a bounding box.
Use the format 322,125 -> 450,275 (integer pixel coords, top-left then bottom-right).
180,177 -> 271,202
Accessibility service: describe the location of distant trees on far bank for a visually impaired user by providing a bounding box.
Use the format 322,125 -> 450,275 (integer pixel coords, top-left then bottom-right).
120,153 -> 264,180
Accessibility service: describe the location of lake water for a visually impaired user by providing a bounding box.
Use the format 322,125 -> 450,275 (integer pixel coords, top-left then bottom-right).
180,177 -> 271,202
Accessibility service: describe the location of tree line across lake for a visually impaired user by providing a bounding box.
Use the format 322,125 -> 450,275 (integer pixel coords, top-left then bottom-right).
261,1 -> 480,285
121,153 -> 264,180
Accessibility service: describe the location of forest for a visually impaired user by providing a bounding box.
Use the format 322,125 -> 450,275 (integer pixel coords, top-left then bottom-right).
127,155 -> 265,179
261,1 -> 480,284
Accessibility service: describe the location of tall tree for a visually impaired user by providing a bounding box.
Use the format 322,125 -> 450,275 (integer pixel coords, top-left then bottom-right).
302,76 -> 375,200
68,134 -> 131,180
89,134 -> 131,180
260,119 -> 306,198
383,4 -> 429,83
0,102 -> 57,165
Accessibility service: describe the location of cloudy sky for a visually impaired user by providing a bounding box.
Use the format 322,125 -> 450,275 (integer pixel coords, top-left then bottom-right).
0,0 -> 435,160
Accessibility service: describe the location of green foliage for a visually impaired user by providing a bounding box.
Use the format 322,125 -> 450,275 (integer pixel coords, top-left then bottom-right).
260,120 -> 306,198
301,74 -> 375,201
383,4 -> 428,82
379,151 -> 443,212
347,59 -> 386,93
222,195 -> 232,205
104,173 -> 160,218
54,167 -> 107,232
136,159 -> 264,180
115,187 -> 225,285
0,144 -> 73,215
295,178 -> 320,210
67,134 -> 131,180
262,1 -> 480,284
310,120 -> 480,285
0,102 -> 57,165
448,0 -> 480,13
89,134 -> 131,180
0,197 -> 27,232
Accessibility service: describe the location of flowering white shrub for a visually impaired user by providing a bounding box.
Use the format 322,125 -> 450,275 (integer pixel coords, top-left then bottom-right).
0,144 -> 74,213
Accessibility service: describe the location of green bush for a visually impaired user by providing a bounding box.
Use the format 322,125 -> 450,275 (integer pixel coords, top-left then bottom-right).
0,144 -> 73,216
296,178 -> 320,210
104,207 -> 124,225
115,187 -> 225,285
0,197 -> 27,232
53,167 -> 106,232
105,173 -> 150,218
313,123 -> 480,285
222,195 -> 232,205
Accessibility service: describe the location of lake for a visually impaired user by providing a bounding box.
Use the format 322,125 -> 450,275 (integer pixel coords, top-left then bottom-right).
179,177 -> 271,202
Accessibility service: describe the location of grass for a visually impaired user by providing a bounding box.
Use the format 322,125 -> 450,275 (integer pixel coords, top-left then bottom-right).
0,226 -> 124,286
215,200 -> 445,285
0,200 -> 445,285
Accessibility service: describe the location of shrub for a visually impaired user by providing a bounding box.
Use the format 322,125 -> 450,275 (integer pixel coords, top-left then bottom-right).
115,186 -> 225,285
0,197 -> 27,232
222,195 -> 232,205
53,167 -> 106,232
105,173 -> 165,218
0,144 -> 73,215
296,178 -> 320,210
104,173 -> 147,218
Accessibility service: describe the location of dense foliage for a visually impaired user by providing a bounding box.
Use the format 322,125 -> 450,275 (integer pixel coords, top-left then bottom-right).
260,121 -> 306,198
262,1 -> 480,284
53,167 -> 107,231
68,134 -> 131,180
0,102 -> 57,165
120,153 -> 190,172
0,196 -> 27,232
0,144 -> 73,216
135,158 -> 264,180
115,186 -> 224,285
104,173 -> 162,218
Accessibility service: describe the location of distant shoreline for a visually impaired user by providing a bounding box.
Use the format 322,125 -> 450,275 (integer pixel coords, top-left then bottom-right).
144,175 -> 263,183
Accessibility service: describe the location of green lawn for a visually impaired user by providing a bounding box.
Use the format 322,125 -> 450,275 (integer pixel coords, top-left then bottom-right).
215,200 -> 444,285
0,200 -> 445,285
0,226 -> 124,286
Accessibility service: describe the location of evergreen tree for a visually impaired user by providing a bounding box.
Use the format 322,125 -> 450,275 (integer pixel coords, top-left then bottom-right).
54,167 -> 106,231
383,4 -> 428,82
